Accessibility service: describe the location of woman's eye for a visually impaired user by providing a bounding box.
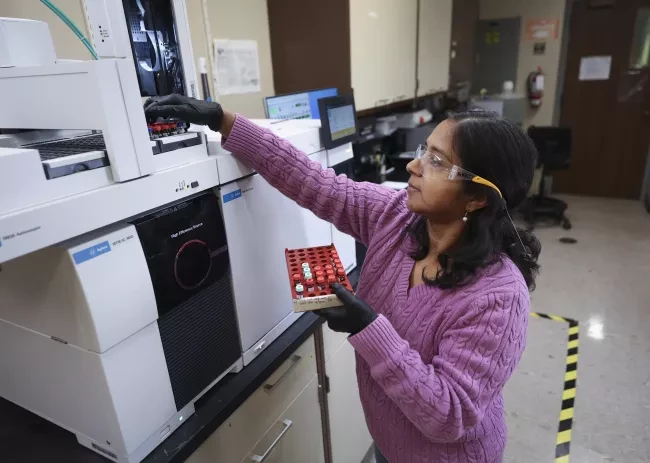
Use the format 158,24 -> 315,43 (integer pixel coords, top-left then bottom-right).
428,155 -> 442,167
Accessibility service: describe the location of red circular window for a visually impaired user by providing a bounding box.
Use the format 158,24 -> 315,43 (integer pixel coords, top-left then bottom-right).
174,239 -> 212,290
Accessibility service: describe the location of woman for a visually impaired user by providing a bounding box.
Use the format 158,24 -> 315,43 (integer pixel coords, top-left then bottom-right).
145,95 -> 540,463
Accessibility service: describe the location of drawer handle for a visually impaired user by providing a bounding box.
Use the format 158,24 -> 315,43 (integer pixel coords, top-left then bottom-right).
263,354 -> 302,393
250,419 -> 293,462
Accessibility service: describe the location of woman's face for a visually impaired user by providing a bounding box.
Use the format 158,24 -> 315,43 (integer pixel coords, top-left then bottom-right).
406,119 -> 468,222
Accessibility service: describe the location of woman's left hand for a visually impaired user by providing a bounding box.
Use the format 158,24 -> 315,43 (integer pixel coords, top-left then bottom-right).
143,94 -> 236,135
316,283 -> 377,334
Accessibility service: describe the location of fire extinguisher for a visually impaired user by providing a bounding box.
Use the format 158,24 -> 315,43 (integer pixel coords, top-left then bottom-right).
527,66 -> 545,108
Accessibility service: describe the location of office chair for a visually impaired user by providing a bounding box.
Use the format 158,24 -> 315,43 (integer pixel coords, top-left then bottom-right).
523,126 -> 572,230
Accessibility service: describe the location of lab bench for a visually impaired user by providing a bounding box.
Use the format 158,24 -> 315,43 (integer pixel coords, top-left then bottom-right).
0,269 -> 371,463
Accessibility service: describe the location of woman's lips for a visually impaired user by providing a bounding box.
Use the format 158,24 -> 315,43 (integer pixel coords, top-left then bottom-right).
407,183 -> 420,192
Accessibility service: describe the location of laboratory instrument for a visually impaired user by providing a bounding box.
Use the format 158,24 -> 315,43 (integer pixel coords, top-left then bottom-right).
0,192 -> 242,463
0,2 -> 359,460
205,118 -> 356,365
0,0 -> 206,217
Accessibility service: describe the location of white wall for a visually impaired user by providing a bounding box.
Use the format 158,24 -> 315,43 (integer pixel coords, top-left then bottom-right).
0,0 -> 274,119
186,0 -> 275,118
0,0 -> 92,60
480,0 -> 567,127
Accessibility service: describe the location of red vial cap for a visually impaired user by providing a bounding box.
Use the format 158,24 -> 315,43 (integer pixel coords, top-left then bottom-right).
336,269 -> 346,276
327,275 -> 336,283
315,270 -> 325,278
292,273 -> 302,281
326,269 -> 335,276
333,258 -> 341,265
313,265 -> 322,272
305,278 -> 315,286
316,276 -> 325,284
324,264 -> 333,270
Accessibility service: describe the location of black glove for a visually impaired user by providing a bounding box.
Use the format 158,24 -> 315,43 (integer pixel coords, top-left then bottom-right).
143,94 -> 224,132
316,283 -> 378,335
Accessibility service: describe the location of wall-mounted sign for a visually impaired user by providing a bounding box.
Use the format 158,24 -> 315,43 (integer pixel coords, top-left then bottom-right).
579,56 -> 612,81
213,39 -> 261,95
534,42 -> 546,55
485,31 -> 500,44
526,19 -> 559,40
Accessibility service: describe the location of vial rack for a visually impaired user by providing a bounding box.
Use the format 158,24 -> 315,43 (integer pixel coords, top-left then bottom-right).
285,244 -> 353,312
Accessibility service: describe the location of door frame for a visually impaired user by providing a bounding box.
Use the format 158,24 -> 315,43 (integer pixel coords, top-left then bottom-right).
553,0 -> 578,125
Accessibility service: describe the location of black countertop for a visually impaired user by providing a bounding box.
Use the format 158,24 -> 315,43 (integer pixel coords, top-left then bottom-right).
0,268 -> 361,463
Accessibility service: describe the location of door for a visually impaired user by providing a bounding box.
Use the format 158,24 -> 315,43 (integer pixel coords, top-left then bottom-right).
473,17 -> 522,94
556,0 -> 650,198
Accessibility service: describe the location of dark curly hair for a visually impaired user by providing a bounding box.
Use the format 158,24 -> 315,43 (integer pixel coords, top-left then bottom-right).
406,110 -> 541,290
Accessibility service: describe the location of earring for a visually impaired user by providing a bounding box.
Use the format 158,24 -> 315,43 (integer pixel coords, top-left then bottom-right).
462,212 -> 468,223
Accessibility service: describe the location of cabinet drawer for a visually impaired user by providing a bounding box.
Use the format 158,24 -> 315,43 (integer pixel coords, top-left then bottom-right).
243,377 -> 324,463
187,335 -> 317,463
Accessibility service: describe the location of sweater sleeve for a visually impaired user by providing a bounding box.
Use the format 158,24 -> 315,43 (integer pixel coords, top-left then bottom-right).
222,115 -> 397,245
348,291 -> 528,443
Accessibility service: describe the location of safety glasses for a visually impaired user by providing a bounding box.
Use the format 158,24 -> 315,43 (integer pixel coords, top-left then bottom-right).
414,144 -> 503,199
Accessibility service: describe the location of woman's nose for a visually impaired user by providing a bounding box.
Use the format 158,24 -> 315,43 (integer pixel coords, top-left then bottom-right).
406,159 -> 420,176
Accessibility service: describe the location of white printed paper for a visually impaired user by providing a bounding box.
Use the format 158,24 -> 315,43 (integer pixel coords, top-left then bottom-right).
579,56 -> 612,81
213,39 -> 261,95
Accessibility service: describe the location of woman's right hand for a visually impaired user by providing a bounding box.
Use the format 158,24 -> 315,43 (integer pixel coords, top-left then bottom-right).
144,94 -> 235,135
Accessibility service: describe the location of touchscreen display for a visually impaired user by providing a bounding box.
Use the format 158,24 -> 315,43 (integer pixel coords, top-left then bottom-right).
327,105 -> 356,141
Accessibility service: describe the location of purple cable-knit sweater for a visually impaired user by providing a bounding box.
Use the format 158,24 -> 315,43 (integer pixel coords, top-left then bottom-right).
223,116 -> 529,463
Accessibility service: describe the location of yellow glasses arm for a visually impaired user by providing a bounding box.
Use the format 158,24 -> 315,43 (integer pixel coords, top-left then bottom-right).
471,176 -> 503,198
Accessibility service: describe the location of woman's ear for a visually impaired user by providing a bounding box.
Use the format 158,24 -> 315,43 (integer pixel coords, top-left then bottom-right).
466,196 -> 488,213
